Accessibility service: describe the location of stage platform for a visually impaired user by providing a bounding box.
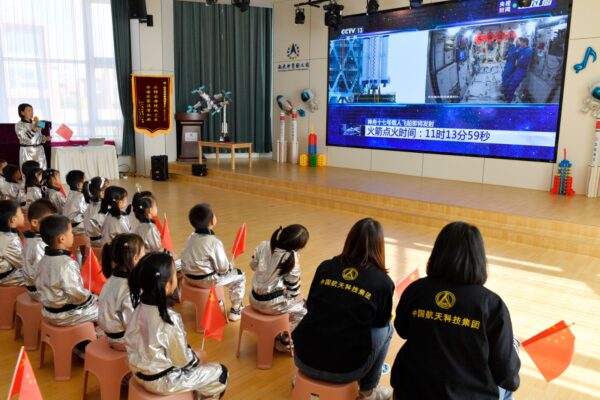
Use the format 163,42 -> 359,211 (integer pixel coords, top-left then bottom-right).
170,159 -> 600,257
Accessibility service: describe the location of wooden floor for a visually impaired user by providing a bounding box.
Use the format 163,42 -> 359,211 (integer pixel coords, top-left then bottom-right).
1,175 -> 600,399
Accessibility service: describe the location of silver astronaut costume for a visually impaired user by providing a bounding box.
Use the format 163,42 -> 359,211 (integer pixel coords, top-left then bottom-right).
125,303 -> 228,399
46,187 -> 66,214
98,271 -> 134,351
101,213 -> 132,245
136,220 -> 163,252
4,182 -> 26,205
249,241 -> 306,330
0,175 -> 7,198
24,186 -> 43,211
84,201 -> 106,247
35,248 -> 98,326
180,230 -> 245,309
22,231 -> 46,301
15,120 -> 47,170
63,190 -> 88,236
0,229 -> 25,286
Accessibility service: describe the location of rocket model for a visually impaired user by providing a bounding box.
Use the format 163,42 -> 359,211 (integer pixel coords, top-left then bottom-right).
586,119 -> 600,196
277,112 -> 287,163
308,125 -> 317,167
551,149 -> 575,196
289,109 -> 299,164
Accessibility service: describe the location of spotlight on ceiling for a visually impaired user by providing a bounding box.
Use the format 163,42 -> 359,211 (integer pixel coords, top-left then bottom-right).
366,0 -> 379,15
295,7 -> 305,24
410,0 -> 423,8
324,1 -> 343,30
232,0 -> 250,12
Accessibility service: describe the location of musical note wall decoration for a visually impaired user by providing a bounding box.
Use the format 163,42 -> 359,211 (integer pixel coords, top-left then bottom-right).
574,47 -> 597,73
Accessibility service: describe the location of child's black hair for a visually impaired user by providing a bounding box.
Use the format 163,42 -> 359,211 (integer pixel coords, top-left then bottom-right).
129,252 -> 175,324
43,169 -> 61,190
82,177 -> 109,203
65,170 -> 85,191
3,164 -> 21,183
270,224 -> 310,276
102,233 -> 145,279
18,103 -> 32,121
133,196 -> 155,223
0,200 -> 19,229
25,167 -> 44,189
40,214 -> 70,246
188,203 -> 214,231
28,199 -> 57,224
100,186 -> 128,218
21,160 -> 40,178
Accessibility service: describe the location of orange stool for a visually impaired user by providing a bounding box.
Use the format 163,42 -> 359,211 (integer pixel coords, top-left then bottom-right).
14,293 -> 42,350
39,320 -> 96,381
82,337 -> 130,400
236,306 -> 292,369
0,285 -> 26,329
129,378 -> 194,400
180,282 -> 226,333
292,370 -> 358,400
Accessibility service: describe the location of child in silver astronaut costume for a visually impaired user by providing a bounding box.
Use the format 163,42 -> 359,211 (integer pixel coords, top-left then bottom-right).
98,233 -> 145,351
181,203 -> 245,321
125,252 -> 228,399
0,200 -> 25,286
82,177 -> 109,247
43,169 -> 66,214
100,186 -> 132,246
35,215 -> 98,326
134,194 -> 164,253
22,199 -> 57,301
63,170 -> 88,236
249,225 -> 310,332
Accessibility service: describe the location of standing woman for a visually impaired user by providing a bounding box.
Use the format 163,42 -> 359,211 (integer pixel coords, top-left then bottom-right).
391,221 -> 520,400
15,104 -> 50,170
292,218 -> 394,400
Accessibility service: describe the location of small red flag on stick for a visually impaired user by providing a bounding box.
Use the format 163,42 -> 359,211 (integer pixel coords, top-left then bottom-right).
152,215 -> 164,237
394,268 -> 420,299
80,250 -> 106,295
231,223 -> 247,261
161,214 -> 174,254
201,285 -> 227,343
522,320 -> 575,382
7,347 -> 43,400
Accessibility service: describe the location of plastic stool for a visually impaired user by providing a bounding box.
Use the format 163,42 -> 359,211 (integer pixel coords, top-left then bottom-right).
236,306 -> 292,369
292,370 -> 358,400
0,285 -> 26,329
14,293 -> 42,350
180,282 -> 225,333
129,378 -> 194,399
39,320 -> 97,381
82,337 -> 130,400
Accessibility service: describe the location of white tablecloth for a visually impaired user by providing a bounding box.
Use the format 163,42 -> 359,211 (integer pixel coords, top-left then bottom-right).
51,145 -> 120,181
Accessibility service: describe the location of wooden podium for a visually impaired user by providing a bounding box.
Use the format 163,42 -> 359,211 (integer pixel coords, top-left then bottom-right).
175,112 -> 208,161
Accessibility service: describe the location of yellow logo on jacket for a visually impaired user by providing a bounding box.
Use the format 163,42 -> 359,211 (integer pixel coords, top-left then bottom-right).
435,291 -> 456,309
342,267 -> 359,281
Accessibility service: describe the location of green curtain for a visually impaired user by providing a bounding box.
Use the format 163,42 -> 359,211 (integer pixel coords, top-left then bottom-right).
111,0 -> 135,155
174,2 -> 272,153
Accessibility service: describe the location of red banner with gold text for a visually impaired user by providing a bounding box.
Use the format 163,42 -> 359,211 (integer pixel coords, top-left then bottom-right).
132,75 -> 173,136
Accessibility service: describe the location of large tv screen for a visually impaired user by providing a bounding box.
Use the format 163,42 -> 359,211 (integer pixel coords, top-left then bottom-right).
326,0 -> 572,162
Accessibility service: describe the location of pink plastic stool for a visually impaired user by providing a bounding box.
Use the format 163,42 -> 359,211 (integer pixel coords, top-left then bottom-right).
14,292 -> 42,350
82,337 -> 130,400
180,282 -> 226,333
129,378 -> 194,400
236,306 -> 292,369
0,285 -> 26,329
292,370 -> 358,400
39,320 -> 97,381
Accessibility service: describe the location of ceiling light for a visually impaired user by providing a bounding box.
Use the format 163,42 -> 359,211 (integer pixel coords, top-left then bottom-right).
366,0 -> 378,15
324,1 -> 343,30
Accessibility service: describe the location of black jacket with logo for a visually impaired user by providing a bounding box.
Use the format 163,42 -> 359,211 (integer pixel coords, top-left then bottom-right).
292,257 -> 394,373
391,277 -> 520,399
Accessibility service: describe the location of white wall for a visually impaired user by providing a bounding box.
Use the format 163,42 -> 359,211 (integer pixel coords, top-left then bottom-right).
272,0 -> 600,192
130,0 -> 177,176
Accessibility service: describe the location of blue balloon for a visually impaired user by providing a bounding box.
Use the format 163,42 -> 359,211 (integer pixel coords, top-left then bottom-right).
593,86 -> 600,101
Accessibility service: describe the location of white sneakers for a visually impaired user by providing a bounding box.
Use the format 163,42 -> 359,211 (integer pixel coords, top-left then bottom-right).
228,306 -> 243,322
359,386 -> 393,400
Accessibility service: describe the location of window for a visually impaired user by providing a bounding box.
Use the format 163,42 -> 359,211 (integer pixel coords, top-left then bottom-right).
0,0 -> 123,149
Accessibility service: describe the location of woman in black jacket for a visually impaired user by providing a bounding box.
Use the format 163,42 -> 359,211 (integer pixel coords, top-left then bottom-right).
391,221 -> 520,400
292,218 -> 395,400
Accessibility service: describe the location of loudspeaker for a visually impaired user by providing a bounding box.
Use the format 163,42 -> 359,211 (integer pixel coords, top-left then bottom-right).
192,163 -> 207,177
129,0 -> 147,19
151,155 -> 168,181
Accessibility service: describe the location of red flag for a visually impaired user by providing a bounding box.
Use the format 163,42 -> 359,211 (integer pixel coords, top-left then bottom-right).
522,321 -> 575,382
57,182 -> 67,198
201,285 -> 226,341
80,250 -> 106,295
152,215 -> 164,237
55,123 -> 73,141
7,347 -> 43,400
161,217 -> 174,254
231,223 -> 247,260
394,268 -> 420,299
